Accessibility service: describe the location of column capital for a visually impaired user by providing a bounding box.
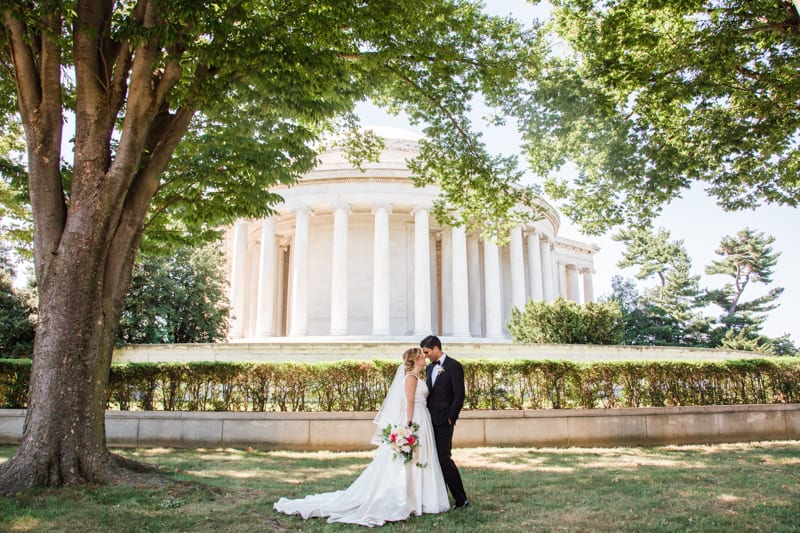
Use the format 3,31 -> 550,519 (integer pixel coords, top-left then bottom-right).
372,203 -> 393,215
292,204 -> 312,216
411,205 -> 431,215
331,200 -> 351,213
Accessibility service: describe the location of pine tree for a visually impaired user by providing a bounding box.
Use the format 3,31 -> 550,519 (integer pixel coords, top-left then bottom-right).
613,228 -> 708,345
705,228 -> 783,339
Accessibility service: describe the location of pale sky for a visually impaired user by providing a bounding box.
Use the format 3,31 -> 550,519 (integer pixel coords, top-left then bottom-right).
354,0 -> 800,342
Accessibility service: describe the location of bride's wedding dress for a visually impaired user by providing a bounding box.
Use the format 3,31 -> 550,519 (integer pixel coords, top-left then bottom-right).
273,369 -> 450,527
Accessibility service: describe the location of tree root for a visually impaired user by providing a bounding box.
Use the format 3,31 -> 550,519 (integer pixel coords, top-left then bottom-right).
0,449 -> 177,495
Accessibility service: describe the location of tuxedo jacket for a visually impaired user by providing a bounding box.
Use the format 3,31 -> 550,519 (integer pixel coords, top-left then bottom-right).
426,354 -> 465,427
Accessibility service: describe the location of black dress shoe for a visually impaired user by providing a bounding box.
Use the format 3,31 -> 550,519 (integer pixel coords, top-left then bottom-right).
455,499 -> 470,509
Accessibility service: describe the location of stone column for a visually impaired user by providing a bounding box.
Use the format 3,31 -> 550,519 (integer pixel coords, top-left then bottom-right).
255,217 -> 276,337
372,204 -> 392,335
541,237 -> 556,301
330,203 -> 350,335
525,230 -> 544,301
467,235 -> 483,337
450,225 -> 471,337
230,221 -> 248,339
509,225 -> 526,311
289,206 -> 310,336
558,262 -> 568,300
568,264 -> 581,302
413,207 -> 432,336
582,267 -> 595,303
483,237 -> 503,338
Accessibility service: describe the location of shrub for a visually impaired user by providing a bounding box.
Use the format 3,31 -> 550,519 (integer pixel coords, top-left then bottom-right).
4,357 -> 798,411
508,298 -> 625,344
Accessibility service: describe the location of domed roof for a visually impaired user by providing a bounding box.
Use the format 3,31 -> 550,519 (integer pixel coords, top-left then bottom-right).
304,133 -> 421,182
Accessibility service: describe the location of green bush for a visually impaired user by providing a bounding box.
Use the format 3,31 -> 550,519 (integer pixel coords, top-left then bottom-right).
508,298 -> 625,344
3,357 -> 798,411
0,358 -> 30,407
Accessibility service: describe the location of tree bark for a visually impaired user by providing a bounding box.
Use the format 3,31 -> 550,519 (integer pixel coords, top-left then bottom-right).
0,230 -> 132,492
0,2 -> 193,494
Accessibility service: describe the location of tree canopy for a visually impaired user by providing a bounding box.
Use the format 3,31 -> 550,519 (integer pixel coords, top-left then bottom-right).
520,0 -> 800,234
1,0 -> 543,251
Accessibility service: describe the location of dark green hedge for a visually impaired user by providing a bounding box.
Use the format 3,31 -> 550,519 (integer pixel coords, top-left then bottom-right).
1,358 -> 798,411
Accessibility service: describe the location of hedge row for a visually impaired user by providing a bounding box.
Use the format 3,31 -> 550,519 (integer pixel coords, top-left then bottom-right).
1,358 -> 798,411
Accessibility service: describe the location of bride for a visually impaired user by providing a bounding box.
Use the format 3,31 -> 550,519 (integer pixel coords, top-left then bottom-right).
273,347 -> 450,526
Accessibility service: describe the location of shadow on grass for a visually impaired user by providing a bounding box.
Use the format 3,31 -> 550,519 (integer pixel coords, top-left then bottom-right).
2,442 -> 799,532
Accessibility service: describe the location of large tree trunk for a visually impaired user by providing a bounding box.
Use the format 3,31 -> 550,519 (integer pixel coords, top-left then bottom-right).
0,235 -> 136,492
0,3 -> 194,494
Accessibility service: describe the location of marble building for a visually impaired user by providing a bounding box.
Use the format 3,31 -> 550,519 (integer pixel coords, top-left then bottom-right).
223,134 -> 599,341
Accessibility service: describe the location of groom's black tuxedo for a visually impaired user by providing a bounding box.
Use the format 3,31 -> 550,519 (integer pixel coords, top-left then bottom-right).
426,355 -> 465,426
426,354 -> 467,507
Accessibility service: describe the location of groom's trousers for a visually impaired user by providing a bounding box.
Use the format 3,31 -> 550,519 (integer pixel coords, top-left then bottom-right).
433,422 -> 467,506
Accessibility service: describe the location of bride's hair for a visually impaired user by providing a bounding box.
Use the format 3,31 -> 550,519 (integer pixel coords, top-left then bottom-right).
402,347 -> 423,374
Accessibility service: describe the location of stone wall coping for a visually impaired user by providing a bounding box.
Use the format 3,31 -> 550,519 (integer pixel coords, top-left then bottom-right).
3,403 -> 792,421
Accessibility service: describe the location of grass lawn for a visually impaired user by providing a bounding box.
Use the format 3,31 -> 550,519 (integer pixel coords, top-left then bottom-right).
1,441 -> 799,532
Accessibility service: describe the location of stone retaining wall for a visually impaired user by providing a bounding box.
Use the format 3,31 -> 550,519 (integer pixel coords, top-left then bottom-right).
2,404 -> 798,449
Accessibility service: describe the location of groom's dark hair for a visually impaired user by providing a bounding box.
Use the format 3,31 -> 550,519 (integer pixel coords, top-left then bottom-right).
420,335 -> 442,350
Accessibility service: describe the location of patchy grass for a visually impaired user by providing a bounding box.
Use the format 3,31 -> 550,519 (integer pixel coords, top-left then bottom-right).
1,441 -> 799,532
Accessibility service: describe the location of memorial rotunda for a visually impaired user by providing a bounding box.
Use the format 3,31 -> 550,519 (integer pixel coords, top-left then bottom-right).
223,134 -> 599,341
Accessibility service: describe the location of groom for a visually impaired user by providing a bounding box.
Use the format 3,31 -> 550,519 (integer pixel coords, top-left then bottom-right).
421,335 -> 469,509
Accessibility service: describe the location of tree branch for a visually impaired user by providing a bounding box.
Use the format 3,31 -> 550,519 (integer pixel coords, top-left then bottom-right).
392,68 -> 479,155
3,8 -> 66,279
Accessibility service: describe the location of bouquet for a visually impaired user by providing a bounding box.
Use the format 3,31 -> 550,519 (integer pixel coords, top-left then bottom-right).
381,423 -> 421,464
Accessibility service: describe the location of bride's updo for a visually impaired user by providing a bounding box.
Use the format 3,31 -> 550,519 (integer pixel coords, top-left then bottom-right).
402,347 -> 423,374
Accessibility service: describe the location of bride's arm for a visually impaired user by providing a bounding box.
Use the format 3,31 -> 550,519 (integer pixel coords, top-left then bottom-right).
404,375 -> 417,426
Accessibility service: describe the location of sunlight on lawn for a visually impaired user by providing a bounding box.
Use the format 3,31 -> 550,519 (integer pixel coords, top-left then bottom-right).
127,447 -> 255,460
189,469 -> 261,479
663,441 -> 785,454
757,454 -> 800,465
268,450 -> 372,461
454,448 -> 575,472
5,517 -> 40,532
454,446 -> 707,472
716,494 -> 744,504
274,463 -> 368,484
579,454 -> 706,469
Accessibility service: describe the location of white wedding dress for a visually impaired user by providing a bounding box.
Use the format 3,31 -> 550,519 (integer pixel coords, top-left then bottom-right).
273,372 -> 450,527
